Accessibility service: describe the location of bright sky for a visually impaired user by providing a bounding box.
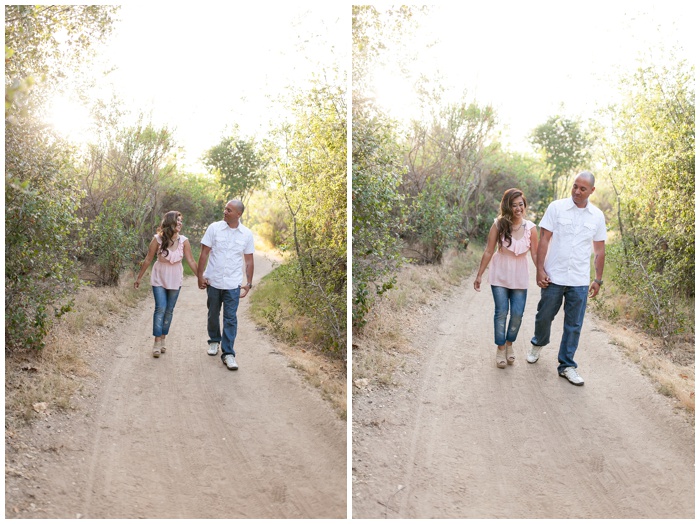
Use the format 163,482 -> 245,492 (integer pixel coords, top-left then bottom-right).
52,4 -> 347,172
370,1 -> 696,152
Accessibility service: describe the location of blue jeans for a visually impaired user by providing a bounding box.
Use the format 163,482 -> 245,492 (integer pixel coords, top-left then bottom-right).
152,286 -> 181,337
490,286 -> 527,346
531,283 -> 589,373
207,286 -> 241,360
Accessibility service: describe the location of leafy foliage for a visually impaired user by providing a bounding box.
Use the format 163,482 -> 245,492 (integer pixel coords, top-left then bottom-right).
5,118 -> 84,351
78,119 -> 178,283
265,79 -> 347,357
530,115 -> 592,201
159,173 -> 221,242
5,5 -> 117,115
352,101 -> 406,328
596,58 -> 694,339
5,5 -> 116,352
202,131 -> 265,207
402,99 -> 497,261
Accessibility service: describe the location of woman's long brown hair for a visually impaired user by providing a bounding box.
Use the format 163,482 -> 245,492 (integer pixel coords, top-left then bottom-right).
495,188 -> 527,248
157,211 -> 181,257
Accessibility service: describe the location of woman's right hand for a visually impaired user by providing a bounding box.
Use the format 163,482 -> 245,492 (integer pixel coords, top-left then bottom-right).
473,275 -> 482,292
134,280 -> 140,289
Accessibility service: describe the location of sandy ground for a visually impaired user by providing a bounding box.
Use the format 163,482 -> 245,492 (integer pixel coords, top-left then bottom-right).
352,270 -> 695,518
5,253 -> 347,519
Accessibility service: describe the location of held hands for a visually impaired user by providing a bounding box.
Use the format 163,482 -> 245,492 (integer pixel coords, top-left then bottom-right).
198,276 -> 209,289
536,270 -> 551,288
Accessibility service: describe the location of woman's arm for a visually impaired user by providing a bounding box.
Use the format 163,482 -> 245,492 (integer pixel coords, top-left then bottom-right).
473,224 -> 499,292
183,239 -> 198,276
134,237 -> 159,288
529,224 -> 539,268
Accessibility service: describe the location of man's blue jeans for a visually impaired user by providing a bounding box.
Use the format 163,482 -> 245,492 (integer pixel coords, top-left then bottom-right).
207,286 -> 241,360
152,286 -> 181,337
490,286 -> 527,346
531,283 -> 589,373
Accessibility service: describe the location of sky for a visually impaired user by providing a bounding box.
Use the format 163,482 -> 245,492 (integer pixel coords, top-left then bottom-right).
369,1 -> 696,152
46,2 -> 694,166
51,4 -> 348,172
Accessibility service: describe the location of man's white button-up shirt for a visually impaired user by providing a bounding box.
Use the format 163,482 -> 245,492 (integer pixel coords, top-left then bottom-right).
539,197 -> 607,287
201,220 -> 255,290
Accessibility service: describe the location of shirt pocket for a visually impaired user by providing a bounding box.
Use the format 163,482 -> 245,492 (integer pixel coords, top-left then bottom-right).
232,238 -> 247,254
581,221 -> 597,240
556,217 -> 574,236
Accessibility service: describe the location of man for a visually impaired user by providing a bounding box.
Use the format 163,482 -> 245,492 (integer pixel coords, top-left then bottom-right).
527,171 -> 606,386
197,199 -> 255,370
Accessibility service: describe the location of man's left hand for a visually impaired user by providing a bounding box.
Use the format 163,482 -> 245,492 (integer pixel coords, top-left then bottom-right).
588,281 -> 601,298
240,284 -> 252,298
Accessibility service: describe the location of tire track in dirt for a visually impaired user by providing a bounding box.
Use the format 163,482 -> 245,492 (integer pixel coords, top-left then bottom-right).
12,253 -> 346,519
352,270 -> 694,518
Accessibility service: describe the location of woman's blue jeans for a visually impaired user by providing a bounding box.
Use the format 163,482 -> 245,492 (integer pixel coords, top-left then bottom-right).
207,286 -> 241,360
152,286 -> 181,337
490,286 -> 527,346
530,283 -> 589,373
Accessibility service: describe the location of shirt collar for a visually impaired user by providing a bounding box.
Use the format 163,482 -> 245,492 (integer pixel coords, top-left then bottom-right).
566,197 -> 593,213
219,220 -> 243,231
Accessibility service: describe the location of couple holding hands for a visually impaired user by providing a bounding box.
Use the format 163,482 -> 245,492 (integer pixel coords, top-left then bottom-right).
134,199 -> 255,371
474,172 -> 607,386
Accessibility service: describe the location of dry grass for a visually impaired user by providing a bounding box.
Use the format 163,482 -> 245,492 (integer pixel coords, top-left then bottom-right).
274,341 -> 347,420
598,316 -> 695,419
247,261 -> 348,420
589,264 -> 695,419
5,273 -> 150,429
352,247 -> 481,390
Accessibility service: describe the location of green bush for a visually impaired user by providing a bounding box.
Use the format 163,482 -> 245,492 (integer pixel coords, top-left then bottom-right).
5,120 -> 83,352
404,178 -> 463,264
83,200 -> 139,286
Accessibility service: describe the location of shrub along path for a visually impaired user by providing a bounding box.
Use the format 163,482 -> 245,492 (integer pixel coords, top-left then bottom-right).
352,268 -> 694,518
5,253 -> 346,519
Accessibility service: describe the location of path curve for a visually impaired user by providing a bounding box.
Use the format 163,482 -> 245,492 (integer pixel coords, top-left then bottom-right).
7,252 -> 346,519
352,269 -> 694,518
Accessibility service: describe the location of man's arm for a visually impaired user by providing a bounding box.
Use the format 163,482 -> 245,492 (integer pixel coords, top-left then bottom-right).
197,244 -> 211,289
240,253 -> 254,298
589,240 -> 606,298
536,228 -> 553,288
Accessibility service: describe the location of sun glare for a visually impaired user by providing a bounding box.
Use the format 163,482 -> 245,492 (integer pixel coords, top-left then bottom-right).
46,95 -> 94,144
371,68 -> 421,124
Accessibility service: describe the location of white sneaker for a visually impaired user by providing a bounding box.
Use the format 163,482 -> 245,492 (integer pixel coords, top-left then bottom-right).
559,367 -> 584,386
526,344 -> 541,363
207,342 -> 219,356
223,354 -> 238,370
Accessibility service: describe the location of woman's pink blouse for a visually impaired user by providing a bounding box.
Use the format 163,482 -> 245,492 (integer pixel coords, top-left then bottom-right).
150,235 -> 187,290
488,221 -> 535,290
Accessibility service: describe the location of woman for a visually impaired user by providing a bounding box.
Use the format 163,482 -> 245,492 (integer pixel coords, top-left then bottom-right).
134,211 -> 198,358
474,189 -> 538,368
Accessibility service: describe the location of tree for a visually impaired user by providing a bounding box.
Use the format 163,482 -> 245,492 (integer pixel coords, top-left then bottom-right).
79,118 -> 178,285
403,97 -> 497,261
352,101 -> 406,327
5,5 -> 117,115
351,5 -> 428,326
202,132 -> 264,207
596,58 -> 694,338
530,115 -> 592,201
5,5 -> 117,351
265,79 -> 347,356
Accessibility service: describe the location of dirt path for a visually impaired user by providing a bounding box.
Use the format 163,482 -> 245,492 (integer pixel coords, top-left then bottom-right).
6,253 -> 346,519
352,270 -> 694,518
